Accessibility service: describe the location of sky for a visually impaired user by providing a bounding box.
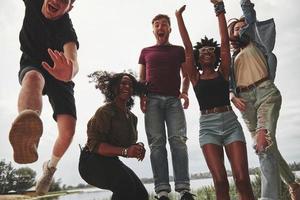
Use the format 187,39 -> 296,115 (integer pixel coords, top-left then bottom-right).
0,0 -> 300,187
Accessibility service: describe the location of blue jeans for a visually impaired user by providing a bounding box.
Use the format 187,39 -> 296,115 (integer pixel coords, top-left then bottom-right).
199,110 -> 245,147
239,80 -> 295,199
145,94 -> 190,193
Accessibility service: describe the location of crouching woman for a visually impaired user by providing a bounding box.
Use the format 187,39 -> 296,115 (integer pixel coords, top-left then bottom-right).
79,71 -> 149,200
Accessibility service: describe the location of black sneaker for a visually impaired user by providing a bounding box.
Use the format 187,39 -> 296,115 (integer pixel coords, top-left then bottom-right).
155,196 -> 170,200
180,192 -> 196,200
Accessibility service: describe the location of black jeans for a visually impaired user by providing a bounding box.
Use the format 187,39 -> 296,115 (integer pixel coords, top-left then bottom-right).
79,150 -> 149,200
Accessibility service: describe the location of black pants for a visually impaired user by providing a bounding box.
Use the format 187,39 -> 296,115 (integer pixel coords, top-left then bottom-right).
79,150 -> 149,200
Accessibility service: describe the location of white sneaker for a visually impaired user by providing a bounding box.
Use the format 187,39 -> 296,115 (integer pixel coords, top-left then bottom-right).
36,161 -> 56,195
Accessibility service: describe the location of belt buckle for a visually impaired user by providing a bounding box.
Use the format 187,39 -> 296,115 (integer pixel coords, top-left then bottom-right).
248,84 -> 255,90
236,87 -> 242,94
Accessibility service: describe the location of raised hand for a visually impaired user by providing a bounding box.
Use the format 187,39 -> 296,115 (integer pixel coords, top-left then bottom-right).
42,48 -> 74,82
175,5 -> 186,17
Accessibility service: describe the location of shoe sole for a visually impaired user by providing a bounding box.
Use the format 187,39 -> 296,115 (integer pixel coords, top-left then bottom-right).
9,110 -> 43,164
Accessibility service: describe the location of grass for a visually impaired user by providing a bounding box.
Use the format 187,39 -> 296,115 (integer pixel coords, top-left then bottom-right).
3,171 -> 297,200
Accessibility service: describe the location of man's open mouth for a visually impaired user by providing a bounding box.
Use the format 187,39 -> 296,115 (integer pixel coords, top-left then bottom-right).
158,32 -> 165,37
47,3 -> 59,13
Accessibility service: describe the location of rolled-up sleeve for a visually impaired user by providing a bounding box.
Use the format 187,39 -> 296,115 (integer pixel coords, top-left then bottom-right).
240,0 -> 256,25
86,108 -> 111,153
240,0 -> 256,42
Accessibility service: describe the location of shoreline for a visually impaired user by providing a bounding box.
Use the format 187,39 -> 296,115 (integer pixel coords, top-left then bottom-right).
0,190 -> 78,200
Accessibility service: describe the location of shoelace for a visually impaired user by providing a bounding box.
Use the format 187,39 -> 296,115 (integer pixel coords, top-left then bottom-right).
43,166 -> 55,183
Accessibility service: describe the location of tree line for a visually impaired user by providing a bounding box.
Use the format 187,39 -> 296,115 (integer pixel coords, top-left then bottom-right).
1,159 -> 300,194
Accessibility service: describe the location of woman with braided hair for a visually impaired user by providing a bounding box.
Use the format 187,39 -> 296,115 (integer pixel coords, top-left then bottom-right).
175,1 -> 254,199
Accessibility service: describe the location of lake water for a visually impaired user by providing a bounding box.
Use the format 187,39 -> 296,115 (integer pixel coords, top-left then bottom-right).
44,171 -> 300,200
44,178 -> 214,200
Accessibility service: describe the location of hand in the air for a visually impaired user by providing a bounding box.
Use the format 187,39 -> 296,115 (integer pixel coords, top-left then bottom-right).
42,48 -> 74,82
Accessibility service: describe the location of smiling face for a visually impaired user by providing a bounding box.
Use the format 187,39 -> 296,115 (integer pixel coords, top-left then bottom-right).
116,75 -> 133,102
152,17 -> 171,45
229,20 -> 247,49
41,0 -> 73,20
198,46 -> 216,68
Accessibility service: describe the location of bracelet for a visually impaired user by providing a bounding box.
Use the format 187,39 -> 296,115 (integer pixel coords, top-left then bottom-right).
137,142 -> 144,147
122,148 -> 128,157
214,1 -> 226,16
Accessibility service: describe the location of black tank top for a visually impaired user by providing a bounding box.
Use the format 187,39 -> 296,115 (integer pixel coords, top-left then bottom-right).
193,73 -> 230,110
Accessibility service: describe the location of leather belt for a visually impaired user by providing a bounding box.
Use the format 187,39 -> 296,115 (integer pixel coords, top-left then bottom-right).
236,77 -> 269,93
201,105 -> 232,115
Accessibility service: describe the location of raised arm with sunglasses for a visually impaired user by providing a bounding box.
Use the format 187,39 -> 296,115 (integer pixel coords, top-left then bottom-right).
176,1 -> 254,199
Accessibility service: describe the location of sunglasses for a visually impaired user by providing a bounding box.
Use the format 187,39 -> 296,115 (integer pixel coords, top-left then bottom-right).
199,47 -> 215,54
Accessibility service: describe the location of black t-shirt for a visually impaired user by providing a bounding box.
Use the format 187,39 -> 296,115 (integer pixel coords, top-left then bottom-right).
193,73 -> 230,110
19,0 -> 79,67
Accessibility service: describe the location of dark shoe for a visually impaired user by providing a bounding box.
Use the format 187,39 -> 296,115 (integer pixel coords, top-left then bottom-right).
180,191 -> 196,200
155,196 -> 170,200
9,109 -> 43,164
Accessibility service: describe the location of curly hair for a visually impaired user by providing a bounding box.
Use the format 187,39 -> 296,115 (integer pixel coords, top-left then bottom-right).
88,70 -> 147,110
193,36 -> 221,71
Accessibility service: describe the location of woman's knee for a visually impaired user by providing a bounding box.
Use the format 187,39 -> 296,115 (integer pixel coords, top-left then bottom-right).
215,180 -> 229,192
212,174 -> 229,192
234,173 -> 252,191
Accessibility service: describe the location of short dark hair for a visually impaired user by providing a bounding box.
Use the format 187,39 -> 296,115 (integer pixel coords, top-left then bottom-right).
193,36 -> 220,70
88,70 -> 147,110
152,14 -> 171,26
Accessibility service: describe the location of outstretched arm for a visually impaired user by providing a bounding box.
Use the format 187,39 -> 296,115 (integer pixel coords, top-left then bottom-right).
175,5 -> 199,87
212,0 -> 230,80
241,0 -> 256,25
